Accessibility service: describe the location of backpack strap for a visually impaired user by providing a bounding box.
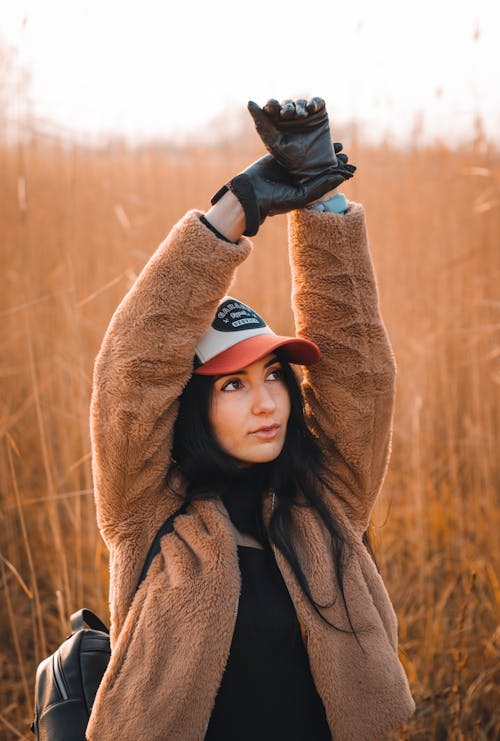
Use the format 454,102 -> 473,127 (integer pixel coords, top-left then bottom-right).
70,608 -> 110,634
134,501 -> 189,593
70,502 -> 189,636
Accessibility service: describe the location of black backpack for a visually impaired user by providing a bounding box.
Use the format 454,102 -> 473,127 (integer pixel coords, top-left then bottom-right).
30,502 -> 188,741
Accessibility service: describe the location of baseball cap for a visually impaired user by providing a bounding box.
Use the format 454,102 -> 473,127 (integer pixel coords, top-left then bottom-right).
193,296 -> 320,375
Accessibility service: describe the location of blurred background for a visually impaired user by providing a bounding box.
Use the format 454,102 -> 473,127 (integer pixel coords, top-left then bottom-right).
1,1 -> 499,738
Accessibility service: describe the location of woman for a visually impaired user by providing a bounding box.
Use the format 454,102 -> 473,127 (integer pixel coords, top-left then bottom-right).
87,97 -> 415,740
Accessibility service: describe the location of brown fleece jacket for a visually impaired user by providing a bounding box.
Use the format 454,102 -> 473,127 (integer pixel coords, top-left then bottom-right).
87,204 -> 415,741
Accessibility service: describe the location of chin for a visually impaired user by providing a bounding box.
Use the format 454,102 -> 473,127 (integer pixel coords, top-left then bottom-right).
239,443 -> 284,465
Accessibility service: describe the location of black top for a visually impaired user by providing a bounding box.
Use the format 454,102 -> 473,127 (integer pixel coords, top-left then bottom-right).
204,545 -> 332,741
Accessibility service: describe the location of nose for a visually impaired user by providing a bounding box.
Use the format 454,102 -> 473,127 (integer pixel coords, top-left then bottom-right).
251,383 -> 276,415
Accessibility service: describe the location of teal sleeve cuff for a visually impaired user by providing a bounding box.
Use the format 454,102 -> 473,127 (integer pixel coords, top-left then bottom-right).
305,192 -> 348,214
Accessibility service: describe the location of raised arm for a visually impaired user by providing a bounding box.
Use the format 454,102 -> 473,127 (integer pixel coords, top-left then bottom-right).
288,204 -> 396,532
246,96 -> 393,532
90,205 -> 251,546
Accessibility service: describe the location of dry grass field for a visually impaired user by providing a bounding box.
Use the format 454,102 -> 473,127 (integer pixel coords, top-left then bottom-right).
1,119 -> 499,740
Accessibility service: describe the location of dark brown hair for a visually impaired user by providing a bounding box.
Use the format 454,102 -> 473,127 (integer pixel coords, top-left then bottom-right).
168,349 -> 363,639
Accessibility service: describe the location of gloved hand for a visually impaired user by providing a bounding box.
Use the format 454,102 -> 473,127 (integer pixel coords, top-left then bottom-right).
248,97 -> 356,185
211,150 -> 354,237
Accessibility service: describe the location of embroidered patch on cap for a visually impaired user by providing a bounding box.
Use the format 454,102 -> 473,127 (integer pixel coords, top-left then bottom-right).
212,299 -> 266,333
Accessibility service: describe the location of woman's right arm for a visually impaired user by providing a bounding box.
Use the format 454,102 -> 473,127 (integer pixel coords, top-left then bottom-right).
90,204 -> 251,547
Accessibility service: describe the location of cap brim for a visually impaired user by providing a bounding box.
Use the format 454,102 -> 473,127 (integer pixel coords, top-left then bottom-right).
193,334 -> 321,375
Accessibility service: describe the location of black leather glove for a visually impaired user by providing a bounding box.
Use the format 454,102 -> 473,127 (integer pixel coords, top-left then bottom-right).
211,152 -> 354,237
248,97 -> 356,185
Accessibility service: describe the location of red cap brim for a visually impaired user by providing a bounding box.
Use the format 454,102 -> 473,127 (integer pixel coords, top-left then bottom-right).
193,334 -> 320,375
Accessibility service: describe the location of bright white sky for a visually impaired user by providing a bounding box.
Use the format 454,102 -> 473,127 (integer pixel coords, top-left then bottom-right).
2,0 -> 499,145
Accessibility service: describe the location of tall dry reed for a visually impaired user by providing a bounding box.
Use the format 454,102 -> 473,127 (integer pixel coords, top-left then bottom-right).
0,120 -> 499,739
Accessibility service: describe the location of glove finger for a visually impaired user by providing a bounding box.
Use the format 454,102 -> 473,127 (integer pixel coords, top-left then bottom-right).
302,171 -> 346,204
262,98 -> 281,120
333,141 -> 344,154
248,100 -> 278,142
306,97 -> 325,114
295,99 -> 308,118
329,159 -> 357,176
280,99 -> 296,120
326,163 -> 356,181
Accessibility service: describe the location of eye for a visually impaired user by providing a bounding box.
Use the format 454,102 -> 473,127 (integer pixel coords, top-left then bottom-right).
220,378 -> 243,392
267,366 -> 283,381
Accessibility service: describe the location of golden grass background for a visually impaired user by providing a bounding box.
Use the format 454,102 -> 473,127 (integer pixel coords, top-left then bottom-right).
1,120 -> 499,740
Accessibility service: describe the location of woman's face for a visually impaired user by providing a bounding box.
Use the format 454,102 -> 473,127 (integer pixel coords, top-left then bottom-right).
209,352 -> 291,465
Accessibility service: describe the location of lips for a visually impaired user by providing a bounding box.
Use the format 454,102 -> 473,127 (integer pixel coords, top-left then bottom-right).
250,423 -> 280,438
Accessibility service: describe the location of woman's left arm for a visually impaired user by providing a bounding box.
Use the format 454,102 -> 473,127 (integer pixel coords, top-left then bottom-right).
288,203 -> 396,533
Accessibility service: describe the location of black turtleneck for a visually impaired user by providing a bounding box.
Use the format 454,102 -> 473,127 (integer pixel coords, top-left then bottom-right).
218,467 -> 271,548
206,468 -> 332,741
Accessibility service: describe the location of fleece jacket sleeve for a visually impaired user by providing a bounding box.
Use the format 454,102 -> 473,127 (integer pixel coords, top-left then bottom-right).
89,211 -> 252,546
287,202 -> 396,533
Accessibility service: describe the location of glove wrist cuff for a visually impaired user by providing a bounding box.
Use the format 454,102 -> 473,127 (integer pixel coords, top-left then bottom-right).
210,183 -> 230,205
227,174 -> 261,237
211,175 -> 261,237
